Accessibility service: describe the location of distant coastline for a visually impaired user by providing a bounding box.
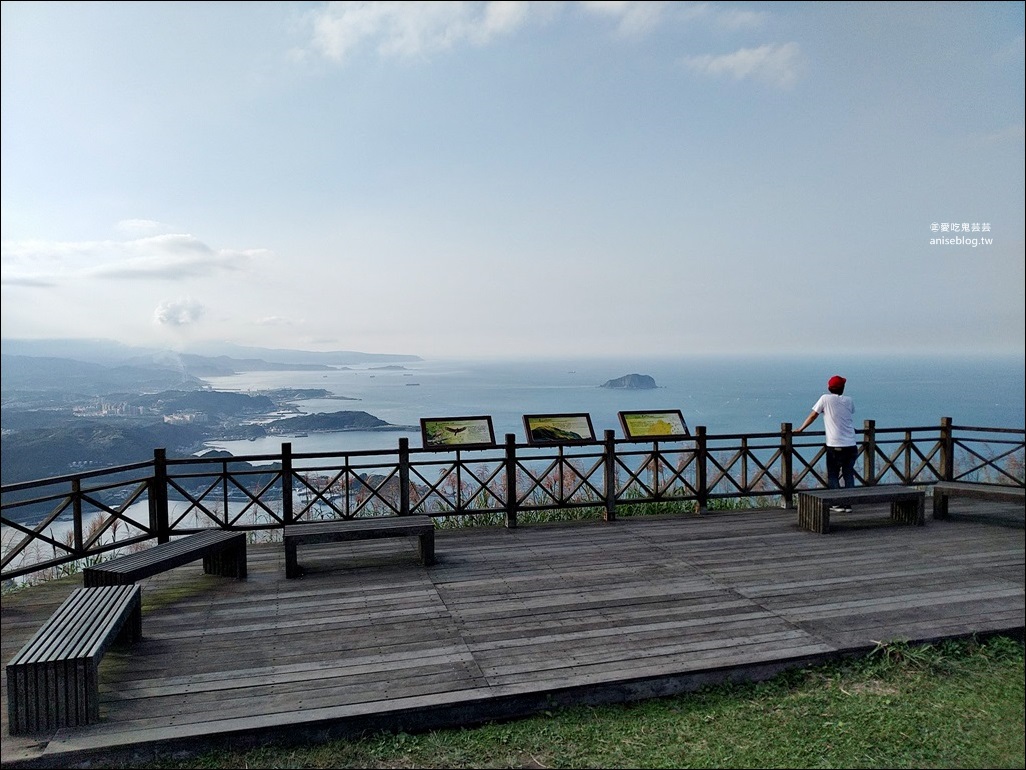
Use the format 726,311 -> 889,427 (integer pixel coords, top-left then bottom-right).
2,342 -> 1023,485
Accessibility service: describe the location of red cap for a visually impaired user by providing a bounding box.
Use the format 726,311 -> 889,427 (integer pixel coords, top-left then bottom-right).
828,375 -> 846,389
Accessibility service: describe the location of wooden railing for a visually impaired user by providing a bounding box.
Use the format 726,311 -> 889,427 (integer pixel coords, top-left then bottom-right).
3,417 -> 1023,583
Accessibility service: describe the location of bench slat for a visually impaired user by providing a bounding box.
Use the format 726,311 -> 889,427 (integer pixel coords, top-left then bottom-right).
83,530 -> 247,587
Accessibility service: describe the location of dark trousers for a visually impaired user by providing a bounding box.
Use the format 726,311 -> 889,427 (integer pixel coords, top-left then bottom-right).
826,445 -> 857,489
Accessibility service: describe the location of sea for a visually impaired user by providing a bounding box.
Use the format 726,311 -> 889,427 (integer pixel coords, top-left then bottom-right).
198,354 -> 1026,457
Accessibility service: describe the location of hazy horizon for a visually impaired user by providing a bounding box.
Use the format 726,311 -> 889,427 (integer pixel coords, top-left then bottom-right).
3,334 -> 1024,375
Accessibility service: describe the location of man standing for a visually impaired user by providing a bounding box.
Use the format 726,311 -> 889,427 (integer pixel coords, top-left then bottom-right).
796,375 -> 857,502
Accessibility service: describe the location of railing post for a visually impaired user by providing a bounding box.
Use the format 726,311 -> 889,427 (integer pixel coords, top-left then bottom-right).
72,478 -> 84,555
504,433 -> 518,529
455,449 -> 464,514
399,438 -> 411,516
281,442 -> 294,526
695,426 -> 708,513
221,458 -> 230,529
862,420 -> 876,486
153,448 -> 170,543
740,436 -> 749,492
903,429 -> 913,483
781,422 -> 794,508
603,429 -> 616,522
939,416 -> 954,482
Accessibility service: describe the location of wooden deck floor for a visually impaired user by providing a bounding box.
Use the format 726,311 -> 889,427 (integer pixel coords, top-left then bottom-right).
2,499 -> 1023,769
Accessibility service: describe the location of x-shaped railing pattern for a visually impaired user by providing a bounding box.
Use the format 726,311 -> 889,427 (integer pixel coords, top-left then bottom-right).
870,433 -> 944,485
952,438 -> 1024,484
613,448 -> 698,499
408,459 -> 507,515
3,422 -> 1022,582
166,466 -> 285,529
705,442 -> 787,497
516,454 -> 605,508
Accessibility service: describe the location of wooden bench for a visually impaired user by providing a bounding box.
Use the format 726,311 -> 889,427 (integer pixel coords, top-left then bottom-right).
797,485 -> 925,534
284,516 -> 436,579
6,585 -> 142,734
932,481 -> 1025,519
83,530 -> 247,587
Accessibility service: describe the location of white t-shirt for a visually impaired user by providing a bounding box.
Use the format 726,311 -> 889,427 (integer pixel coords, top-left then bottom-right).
812,393 -> 856,447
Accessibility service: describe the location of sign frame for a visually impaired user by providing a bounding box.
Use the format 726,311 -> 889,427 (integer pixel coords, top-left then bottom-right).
522,412 -> 596,445
618,409 -> 691,440
420,415 -> 497,450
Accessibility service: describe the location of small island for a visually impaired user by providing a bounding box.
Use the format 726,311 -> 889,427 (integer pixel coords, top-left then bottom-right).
600,373 -> 657,390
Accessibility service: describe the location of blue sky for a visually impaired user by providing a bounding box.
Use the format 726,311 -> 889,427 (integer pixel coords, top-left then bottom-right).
2,1 -> 1023,359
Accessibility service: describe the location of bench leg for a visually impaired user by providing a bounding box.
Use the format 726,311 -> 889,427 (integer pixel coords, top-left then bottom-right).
418,531 -> 435,566
798,496 -> 829,534
284,540 -> 301,579
890,497 -> 925,526
112,597 -> 144,646
933,492 -> 950,520
202,541 -> 248,579
84,570 -> 124,588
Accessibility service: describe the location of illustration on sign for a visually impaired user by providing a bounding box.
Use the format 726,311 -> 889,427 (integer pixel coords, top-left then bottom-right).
618,410 -> 690,439
421,416 -> 496,449
523,413 -> 596,445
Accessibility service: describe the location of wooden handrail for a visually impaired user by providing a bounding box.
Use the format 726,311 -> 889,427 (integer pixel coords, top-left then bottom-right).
3,419 -> 1022,583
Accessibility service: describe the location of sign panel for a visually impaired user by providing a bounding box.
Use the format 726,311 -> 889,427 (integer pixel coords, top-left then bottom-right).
523,413 -> 596,445
618,410 -> 690,439
421,416 -> 496,449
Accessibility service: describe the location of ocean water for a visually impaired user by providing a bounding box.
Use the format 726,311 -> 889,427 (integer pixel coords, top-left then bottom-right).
199,354 -> 1025,456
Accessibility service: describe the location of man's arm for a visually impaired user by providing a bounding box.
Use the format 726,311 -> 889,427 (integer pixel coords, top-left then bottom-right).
795,410 -> 819,433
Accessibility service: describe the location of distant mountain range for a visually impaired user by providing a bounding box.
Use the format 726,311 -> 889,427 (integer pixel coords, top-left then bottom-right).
2,337 -> 421,368
1,338 -> 422,396
0,338 -> 422,485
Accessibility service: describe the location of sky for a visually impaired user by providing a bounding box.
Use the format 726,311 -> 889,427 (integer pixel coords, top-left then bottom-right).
2,1 -> 1024,361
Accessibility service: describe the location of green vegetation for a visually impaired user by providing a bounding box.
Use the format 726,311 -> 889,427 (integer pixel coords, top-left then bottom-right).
119,635 -> 1024,770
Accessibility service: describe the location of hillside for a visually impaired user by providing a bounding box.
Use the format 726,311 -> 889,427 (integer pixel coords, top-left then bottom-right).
0,340 -> 417,484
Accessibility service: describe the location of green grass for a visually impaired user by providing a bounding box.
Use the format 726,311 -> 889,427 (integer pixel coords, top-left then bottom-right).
120,635 -> 1024,770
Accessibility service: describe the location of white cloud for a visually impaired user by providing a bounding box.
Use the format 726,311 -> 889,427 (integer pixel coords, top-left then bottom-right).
681,42 -> 804,89
153,298 -> 205,328
712,8 -> 768,30
579,1 -> 767,35
0,234 -> 270,285
579,0 -> 667,37
307,0 -> 532,62
303,1 -> 775,63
